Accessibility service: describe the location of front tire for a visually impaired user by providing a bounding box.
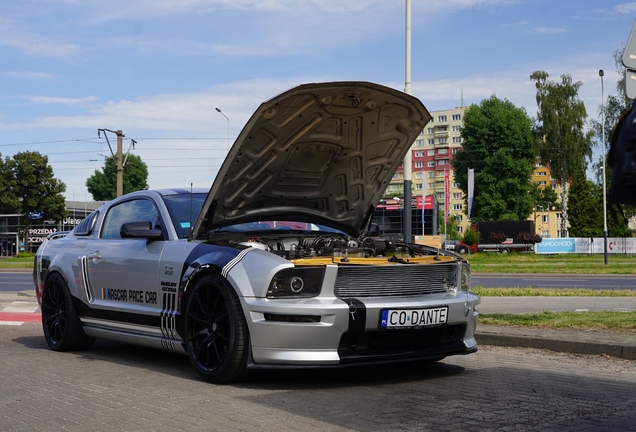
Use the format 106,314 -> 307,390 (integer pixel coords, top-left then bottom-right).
41,273 -> 94,351
185,274 -> 250,383
457,246 -> 469,255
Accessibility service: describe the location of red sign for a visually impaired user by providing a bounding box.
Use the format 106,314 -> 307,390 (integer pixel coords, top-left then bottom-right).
444,170 -> 450,224
416,195 -> 435,210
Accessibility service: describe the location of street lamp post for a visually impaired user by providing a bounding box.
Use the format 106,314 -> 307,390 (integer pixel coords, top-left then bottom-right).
600,70 -> 608,265
215,107 -> 230,149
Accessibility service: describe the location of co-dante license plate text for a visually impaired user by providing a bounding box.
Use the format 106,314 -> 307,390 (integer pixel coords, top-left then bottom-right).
379,307 -> 448,329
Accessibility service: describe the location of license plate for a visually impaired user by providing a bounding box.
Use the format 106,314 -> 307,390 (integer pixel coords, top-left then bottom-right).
379,307 -> 448,329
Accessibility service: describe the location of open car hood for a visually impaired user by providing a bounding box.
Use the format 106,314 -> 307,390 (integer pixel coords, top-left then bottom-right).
192,81 -> 430,239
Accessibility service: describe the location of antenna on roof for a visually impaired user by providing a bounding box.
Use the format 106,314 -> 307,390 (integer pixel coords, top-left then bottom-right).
461,88 -> 464,107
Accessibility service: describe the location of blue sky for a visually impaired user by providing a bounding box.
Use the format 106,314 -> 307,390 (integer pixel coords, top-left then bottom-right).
0,0 -> 634,200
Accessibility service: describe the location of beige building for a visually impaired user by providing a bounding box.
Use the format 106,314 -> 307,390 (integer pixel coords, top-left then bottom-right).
530,162 -> 563,238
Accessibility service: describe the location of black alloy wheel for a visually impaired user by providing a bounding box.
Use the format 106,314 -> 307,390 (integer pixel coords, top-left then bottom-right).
41,273 -> 94,351
185,274 -> 250,383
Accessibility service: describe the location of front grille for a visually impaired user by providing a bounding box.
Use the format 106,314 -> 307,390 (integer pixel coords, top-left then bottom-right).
338,324 -> 467,362
334,262 -> 457,298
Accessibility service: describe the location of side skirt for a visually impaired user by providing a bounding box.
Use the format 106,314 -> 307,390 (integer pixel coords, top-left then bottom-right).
81,317 -> 187,354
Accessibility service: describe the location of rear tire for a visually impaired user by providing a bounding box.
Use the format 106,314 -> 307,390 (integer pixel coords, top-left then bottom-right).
457,246 -> 469,255
41,273 -> 94,351
185,274 -> 250,383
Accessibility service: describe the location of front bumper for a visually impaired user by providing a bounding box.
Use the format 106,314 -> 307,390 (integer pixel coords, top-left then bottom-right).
240,292 -> 480,367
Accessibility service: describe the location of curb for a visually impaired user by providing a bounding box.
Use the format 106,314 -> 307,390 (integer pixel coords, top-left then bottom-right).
476,325 -> 636,360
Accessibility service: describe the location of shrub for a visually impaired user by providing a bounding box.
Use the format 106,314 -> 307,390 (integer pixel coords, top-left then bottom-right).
516,231 -> 542,244
488,231 -> 507,244
461,226 -> 481,245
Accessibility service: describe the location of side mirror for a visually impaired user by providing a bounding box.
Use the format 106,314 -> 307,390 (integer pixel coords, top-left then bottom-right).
120,221 -> 163,239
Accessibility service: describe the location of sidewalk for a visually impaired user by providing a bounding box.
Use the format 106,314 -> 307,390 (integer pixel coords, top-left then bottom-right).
2,289 -> 635,360
476,296 -> 636,360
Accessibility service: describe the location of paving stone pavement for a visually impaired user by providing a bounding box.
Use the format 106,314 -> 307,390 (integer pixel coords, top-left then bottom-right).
1,324 -> 635,431
1,289 -> 636,430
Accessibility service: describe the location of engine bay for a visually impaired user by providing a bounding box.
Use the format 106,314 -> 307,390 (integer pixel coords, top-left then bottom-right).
223,232 -> 458,262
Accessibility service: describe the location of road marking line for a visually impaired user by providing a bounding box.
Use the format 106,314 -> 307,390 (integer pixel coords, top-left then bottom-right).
2,301 -> 39,313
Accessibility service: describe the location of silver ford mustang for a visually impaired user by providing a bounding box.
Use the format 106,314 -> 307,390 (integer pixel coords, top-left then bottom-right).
34,82 -> 480,383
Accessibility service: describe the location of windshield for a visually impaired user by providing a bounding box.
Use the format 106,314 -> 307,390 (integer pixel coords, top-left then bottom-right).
162,193 -> 206,238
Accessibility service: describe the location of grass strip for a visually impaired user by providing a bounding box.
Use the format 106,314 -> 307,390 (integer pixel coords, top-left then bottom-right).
467,253 -> 636,275
479,310 -> 636,332
472,287 -> 636,297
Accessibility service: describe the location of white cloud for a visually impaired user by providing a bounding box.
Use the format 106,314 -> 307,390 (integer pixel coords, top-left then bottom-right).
0,79 -> 298,134
0,19 -> 79,59
615,2 -> 636,14
534,27 -> 567,34
28,96 -> 99,105
1,71 -> 53,80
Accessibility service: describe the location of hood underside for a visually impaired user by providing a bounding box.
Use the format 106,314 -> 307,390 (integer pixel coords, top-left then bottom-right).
193,81 -> 431,239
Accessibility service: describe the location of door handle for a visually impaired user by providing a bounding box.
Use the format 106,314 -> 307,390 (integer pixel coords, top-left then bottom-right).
87,251 -> 102,261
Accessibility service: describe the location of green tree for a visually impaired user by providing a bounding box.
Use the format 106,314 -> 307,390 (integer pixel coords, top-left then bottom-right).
568,169 -> 631,238
438,211 -> 461,240
0,154 -> 20,213
529,183 -> 561,212
591,47 -> 631,148
567,168 -> 603,237
4,151 -> 67,247
452,96 -> 535,222
86,154 -> 149,201
460,226 -> 480,246
530,71 -> 594,237
589,47 -> 633,237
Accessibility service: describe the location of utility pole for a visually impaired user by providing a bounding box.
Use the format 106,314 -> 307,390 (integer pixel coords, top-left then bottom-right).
98,128 -> 132,197
403,0 -> 413,243
116,130 -> 123,197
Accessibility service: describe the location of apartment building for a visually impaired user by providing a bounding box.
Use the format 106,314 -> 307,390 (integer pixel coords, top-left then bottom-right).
388,106 -> 469,234
531,162 -> 562,238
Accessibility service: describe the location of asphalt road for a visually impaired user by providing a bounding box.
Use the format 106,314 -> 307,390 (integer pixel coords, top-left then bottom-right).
1,322 -> 635,431
472,273 -> 636,290
0,272 -> 33,292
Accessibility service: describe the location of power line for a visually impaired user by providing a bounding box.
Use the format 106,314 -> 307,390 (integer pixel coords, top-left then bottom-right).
0,138 -> 100,147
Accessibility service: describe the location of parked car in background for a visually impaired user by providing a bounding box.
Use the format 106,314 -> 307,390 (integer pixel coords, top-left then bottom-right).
33,82 -> 480,383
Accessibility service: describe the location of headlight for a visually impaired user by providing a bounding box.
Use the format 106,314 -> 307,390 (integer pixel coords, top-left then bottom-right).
461,262 -> 471,292
267,267 -> 325,298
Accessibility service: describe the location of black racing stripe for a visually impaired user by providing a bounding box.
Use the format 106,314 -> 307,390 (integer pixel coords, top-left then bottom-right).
342,298 -> 367,333
176,242 -> 246,338
75,298 -> 160,327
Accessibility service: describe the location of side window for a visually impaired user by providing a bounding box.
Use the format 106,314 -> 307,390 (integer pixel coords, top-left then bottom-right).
101,199 -> 159,239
